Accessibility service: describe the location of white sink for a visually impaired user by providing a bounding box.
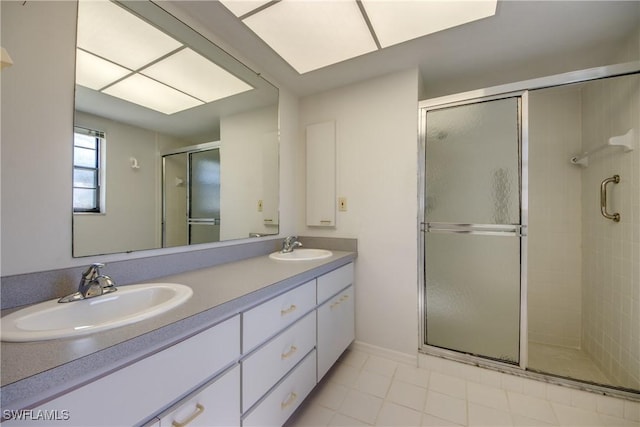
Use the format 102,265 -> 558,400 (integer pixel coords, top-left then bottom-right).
269,248 -> 332,261
1,283 -> 192,342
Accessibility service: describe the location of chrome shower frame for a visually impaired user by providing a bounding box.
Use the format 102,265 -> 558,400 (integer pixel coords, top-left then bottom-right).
417,61 -> 640,400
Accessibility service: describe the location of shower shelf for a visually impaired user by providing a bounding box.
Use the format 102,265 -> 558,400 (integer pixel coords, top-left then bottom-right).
570,129 -> 635,167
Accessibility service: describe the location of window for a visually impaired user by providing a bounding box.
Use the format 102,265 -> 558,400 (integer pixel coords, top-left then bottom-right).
73,127 -> 104,213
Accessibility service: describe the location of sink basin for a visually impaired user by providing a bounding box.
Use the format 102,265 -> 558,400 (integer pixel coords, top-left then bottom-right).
269,248 -> 332,261
1,283 -> 192,342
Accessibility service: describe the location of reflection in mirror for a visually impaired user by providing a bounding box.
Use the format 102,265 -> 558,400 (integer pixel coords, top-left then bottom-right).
72,0 -> 279,257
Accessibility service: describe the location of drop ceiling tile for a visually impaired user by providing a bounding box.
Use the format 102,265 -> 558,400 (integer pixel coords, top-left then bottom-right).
361,0 -> 497,48
219,0 -> 273,18
242,0 -> 377,73
142,48 -> 253,103
75,49 -> 130,91
102,74 -> 203,115
77,0 -> 182,70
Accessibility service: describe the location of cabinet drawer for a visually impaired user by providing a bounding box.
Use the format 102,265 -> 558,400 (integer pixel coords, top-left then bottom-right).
160,366 -> 240,427
242,312 -> 316,412
317,263 -> 354,303
5,316 -> 240,427
243,280 -> 315,352
242,350 -> 317,427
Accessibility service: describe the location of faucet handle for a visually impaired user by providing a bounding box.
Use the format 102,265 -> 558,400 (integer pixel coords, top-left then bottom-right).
82,263 -> 105,280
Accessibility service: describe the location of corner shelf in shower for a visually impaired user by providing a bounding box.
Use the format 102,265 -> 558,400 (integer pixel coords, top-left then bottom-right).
570,128 -> 635,167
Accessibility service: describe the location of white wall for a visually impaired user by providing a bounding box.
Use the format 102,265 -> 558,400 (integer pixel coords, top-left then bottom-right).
1,1 -> 76,275
528,87 -> 583,348
220,105 -> 279,240
297,69 -> 420,356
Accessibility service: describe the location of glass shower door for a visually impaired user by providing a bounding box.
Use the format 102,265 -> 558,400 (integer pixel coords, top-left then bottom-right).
424,97 -> 522,364
188,149 -> 221,244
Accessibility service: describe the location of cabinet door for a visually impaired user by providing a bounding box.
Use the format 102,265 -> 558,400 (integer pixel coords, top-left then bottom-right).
317,285 -> 355,380
306,120 -> 336,227
160,366 -> 240,427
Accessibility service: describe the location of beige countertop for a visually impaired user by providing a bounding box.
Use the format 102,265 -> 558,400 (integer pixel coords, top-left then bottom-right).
1,250 -> 356,410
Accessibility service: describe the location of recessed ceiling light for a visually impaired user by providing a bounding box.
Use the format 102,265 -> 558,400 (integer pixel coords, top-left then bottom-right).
76,0 -> 257,115
234,0 -> 378,73
361,0 -> 497,48
77,0 -> 182,70
102,74 -> 203,115
220,0 -> 498,74
142,48 -> 253,103
75,49 -> 131,91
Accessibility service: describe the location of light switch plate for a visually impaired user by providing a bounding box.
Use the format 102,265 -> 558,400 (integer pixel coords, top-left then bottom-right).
338,197 -> 347,212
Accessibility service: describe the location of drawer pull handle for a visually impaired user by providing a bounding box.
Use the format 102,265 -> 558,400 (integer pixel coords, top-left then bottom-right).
281,392 -> 298,410
330,300 -> 341,309
340,294 -> 349,301
281,304 -> 297,315
172,403 -> 204,427
281,345 -> 298,359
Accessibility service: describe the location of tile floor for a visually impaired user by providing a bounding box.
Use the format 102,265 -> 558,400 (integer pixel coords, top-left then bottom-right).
528,342 -> 612,387
285,347 -> 640,427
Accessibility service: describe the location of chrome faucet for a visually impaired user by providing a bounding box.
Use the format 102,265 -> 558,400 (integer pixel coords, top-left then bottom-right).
281,236 -> 303,253
59,263 -> 117,303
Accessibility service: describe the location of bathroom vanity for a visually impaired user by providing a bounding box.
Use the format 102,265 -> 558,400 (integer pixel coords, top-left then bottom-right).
1,251 -> 356,426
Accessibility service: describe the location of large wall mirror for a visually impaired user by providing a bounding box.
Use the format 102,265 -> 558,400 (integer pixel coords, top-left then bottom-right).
72,0 -> 279,257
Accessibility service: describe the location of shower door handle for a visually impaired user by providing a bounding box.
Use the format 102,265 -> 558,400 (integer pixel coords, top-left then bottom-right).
600,175 -> 620,222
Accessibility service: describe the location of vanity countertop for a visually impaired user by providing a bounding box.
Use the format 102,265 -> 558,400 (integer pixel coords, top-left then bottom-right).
0,250 -> 356,409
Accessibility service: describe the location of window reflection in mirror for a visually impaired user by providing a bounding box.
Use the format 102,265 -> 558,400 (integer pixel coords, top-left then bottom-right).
72,0 -> 279,257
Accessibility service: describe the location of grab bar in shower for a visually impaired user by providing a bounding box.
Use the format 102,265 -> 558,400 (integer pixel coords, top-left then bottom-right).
600,175 -> 620,222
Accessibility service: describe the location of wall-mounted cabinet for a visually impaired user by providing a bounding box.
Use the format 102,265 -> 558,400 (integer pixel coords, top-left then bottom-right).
306,121 -> 336,227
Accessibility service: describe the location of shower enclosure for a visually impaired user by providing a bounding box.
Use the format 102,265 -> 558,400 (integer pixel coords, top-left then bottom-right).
162,143 -> 221,247
419,63 -> 639,397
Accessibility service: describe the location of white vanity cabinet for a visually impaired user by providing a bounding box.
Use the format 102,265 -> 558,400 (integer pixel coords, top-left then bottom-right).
3,316 -> 240,427
242,262 -> 354,426
317,264 -> 355,380
4,261 -> 355,427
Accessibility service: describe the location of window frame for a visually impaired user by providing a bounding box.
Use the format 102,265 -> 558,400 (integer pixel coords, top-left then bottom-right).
73,127 -> 105,214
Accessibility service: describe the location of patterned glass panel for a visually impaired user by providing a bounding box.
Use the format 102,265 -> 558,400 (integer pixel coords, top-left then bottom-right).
425,98 -> 520,225
426,232 -> 520,363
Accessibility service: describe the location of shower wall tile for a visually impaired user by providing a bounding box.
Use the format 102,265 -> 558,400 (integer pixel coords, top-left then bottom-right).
528,87 -> 583,349
581,73 -> 640,391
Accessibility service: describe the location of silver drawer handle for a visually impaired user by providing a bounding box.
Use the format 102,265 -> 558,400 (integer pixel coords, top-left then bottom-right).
281,345 -> 298,359
281,304 -> 297,316
172,403 -> 204,427
281,392 -> 298,410
600,175 -> 620,222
